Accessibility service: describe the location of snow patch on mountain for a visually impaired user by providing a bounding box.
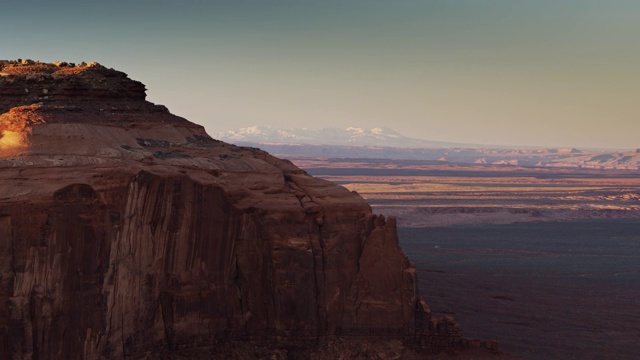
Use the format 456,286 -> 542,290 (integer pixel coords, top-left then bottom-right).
215,126 -> 455,148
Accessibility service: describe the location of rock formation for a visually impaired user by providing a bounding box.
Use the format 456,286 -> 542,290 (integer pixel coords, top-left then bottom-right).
0,60 -> 499,359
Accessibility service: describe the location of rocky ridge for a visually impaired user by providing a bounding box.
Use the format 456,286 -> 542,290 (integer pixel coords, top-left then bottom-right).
0,60 -> 509,359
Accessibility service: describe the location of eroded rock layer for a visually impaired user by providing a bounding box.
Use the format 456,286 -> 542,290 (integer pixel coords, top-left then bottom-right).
0,61 -> 460,359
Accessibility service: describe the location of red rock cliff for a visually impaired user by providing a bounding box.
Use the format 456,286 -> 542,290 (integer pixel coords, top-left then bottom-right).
0,60 -> 454,359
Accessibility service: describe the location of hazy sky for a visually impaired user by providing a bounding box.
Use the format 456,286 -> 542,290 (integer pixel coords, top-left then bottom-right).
2,0 -> 639,149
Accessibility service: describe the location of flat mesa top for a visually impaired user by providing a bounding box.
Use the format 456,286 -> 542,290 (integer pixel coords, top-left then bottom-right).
0,60 -> 145,103
0,59 -> 187,126
0,59 -> 108,75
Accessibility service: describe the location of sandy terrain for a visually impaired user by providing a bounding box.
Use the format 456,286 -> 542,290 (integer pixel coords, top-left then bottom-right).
286,156 -> 640,227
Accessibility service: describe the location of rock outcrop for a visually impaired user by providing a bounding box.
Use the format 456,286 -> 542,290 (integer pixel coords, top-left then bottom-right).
0,61 -> 481,359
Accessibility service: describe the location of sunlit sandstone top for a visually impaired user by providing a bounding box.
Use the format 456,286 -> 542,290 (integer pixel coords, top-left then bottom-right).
0,59 -> 195,157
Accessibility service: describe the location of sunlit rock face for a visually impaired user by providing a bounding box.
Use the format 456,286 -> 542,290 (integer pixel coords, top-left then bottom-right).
0,61 -> 441,359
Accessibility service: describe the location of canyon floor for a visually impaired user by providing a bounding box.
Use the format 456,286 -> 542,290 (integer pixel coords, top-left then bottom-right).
288,156 -> 640,360
399,221 -> 640,360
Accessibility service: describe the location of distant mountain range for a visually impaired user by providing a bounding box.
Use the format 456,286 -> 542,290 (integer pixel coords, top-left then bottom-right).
215,126 -> 640,170
215,126 -> 462,148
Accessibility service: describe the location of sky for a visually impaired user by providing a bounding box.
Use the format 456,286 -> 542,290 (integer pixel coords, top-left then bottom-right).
2,0 -> 639,149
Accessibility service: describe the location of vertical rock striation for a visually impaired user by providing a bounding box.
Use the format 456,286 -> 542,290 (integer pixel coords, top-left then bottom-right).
0,61 -> 466,359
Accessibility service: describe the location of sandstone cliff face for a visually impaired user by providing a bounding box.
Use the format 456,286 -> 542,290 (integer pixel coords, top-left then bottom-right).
0,61 -> 445,359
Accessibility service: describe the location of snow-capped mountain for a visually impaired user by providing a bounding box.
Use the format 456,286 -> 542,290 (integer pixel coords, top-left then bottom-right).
215,126 -> 458,148
213,126 -> 640,169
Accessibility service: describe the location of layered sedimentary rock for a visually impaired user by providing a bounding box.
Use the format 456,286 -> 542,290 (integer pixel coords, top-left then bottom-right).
0,60 -> 465,359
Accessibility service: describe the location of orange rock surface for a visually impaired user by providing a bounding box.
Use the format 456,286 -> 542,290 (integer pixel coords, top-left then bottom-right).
0,61 -> 481,359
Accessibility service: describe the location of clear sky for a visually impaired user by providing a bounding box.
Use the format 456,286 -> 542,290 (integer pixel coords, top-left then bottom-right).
2,0 -> 639,149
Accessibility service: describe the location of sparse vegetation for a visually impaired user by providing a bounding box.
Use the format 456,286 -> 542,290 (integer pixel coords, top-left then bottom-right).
153,151 -> 191,160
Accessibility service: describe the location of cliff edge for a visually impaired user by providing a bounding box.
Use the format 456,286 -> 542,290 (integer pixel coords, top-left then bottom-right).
0,60 -> 508,359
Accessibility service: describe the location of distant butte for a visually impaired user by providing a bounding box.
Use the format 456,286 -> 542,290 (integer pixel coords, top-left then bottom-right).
0,60 -> 514,359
